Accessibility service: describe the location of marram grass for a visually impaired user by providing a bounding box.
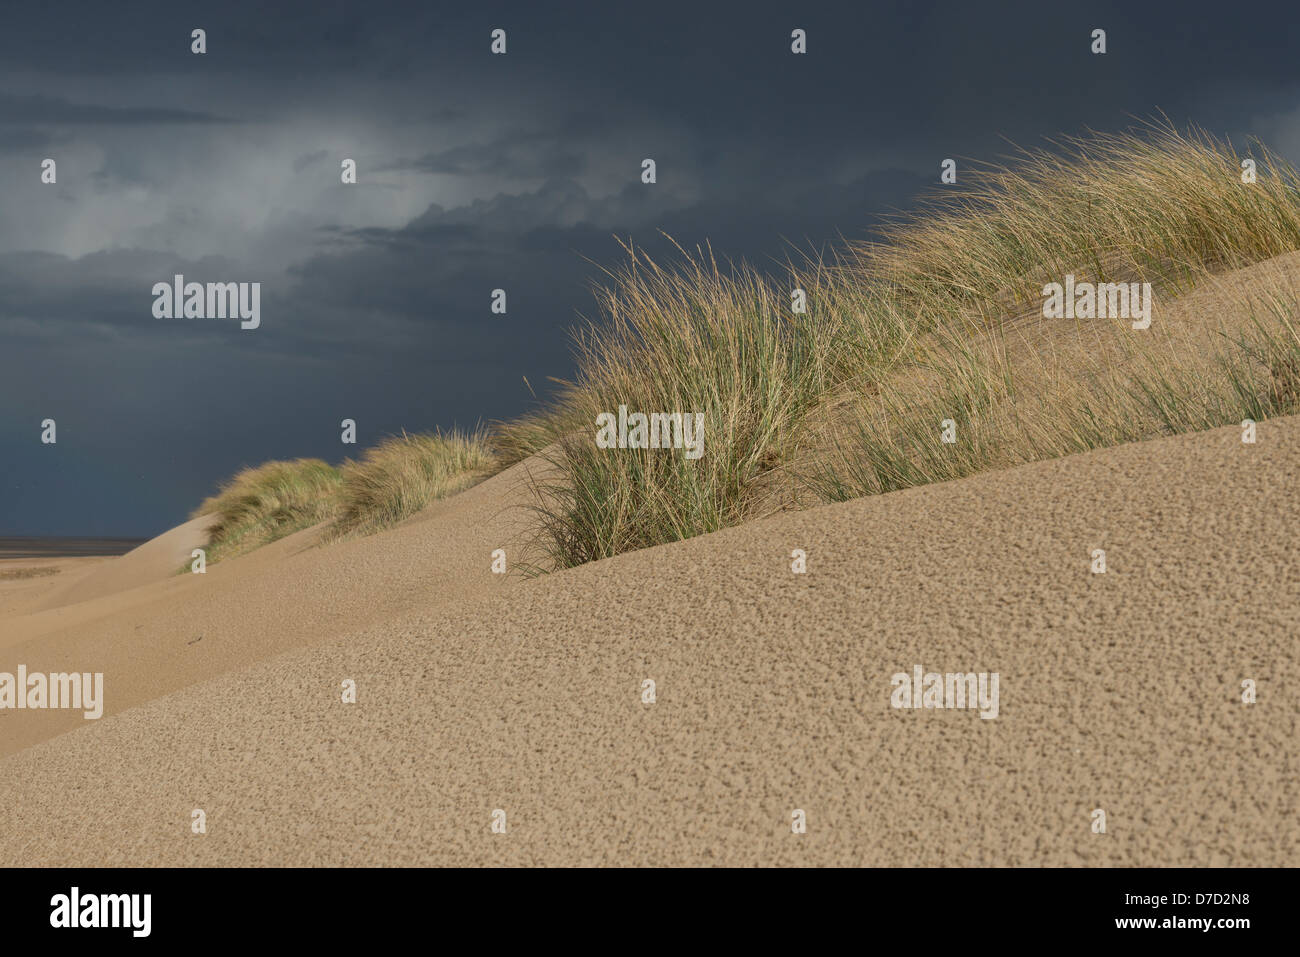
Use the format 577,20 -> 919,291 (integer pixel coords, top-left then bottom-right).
193,458 -> 343,565
192,431 -> 496,564
194,125 -> 1300,571
505,124 -> 1300,568
329,429 -> 497,539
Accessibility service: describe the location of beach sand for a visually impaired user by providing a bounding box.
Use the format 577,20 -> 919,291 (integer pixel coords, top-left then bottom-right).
0,416 -> 1294,866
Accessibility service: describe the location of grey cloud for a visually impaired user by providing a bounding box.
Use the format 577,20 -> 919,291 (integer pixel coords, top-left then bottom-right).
293,149 -> 329,172
0,127 -> 60,151
381,142 -> 587,179
0,93 -> 230,126
6,0 -> 1300,540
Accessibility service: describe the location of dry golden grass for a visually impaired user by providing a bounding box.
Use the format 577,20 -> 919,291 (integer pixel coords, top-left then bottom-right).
193,459 -> 343,565
194,431 -> 498,563
329,430 -> 496,539
505,124 -> 1300,567
489,383 -> 585,466
857,122 -> 1300,327
192,124 -> 1300,571
806,261 -> 1300,500
526,237 -> 835,566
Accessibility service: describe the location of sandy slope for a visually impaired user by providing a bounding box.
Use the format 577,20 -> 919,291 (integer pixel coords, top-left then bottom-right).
0,458 -> 544,756
1,418 -> 1295,866
0,557 -> 97,619
30,514 -> 219,613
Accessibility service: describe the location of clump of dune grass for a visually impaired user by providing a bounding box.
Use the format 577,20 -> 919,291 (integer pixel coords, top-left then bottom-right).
188,124 -> 1300,570
194,458 -> 342,564
330,429 -> 496,539
857,121 -> 1300,328
189,432 -> 498,564
808,288 -> 1300,501
489,381 -> 587,466
529,237 -> 836,567
514,122 -> 1300,568
491,408 -> 562,467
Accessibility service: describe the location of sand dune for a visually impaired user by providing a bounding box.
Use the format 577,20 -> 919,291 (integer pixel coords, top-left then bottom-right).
0,558 -> 88,619
0,457 -> 544,756
1,417 -> 1294,866
31,513 -> 220,613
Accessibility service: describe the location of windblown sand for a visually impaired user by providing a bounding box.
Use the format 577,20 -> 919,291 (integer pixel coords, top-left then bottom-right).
0,419 -> 1295,866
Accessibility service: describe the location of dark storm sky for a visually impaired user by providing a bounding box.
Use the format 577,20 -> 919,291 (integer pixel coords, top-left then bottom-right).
4,0 -> 1300,536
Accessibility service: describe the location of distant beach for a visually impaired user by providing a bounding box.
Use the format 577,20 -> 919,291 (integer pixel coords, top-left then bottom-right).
0,537 -> 145,559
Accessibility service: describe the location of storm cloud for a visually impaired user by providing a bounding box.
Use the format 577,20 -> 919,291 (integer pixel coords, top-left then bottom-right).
3,0 -> 1300,535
